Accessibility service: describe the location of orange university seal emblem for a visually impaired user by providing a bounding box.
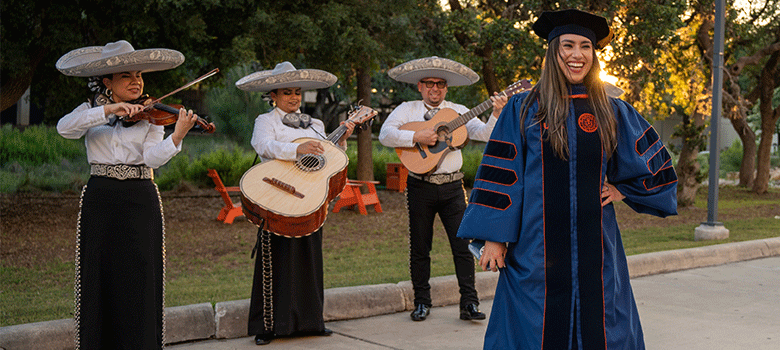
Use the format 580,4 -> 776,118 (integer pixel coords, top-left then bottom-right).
578,113 -> 598,133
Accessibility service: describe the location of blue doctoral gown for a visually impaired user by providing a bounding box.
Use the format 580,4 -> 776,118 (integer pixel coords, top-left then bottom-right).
457,85 -> 678,350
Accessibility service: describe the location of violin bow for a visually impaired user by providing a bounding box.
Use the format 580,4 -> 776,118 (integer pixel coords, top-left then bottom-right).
144,68 -> 220,108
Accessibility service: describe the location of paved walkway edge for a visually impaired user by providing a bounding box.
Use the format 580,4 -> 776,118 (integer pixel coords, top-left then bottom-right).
3,237 -> 779,350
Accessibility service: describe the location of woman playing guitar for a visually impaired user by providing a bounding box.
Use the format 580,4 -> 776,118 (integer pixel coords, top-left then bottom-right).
235,62 -> 355,346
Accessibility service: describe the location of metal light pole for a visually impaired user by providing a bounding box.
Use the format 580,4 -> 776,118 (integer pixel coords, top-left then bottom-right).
695,0 -> 729,241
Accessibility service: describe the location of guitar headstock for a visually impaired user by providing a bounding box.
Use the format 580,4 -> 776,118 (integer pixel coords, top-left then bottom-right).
346,105 -> 378,130
504,79 -> 533,97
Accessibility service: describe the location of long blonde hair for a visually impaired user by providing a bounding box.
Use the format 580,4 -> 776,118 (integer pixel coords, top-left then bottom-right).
521,36 -> 617,160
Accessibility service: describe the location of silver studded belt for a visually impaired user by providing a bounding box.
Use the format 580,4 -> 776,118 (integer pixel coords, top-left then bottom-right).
407,172 -> 464,185
90,164 -> 153,180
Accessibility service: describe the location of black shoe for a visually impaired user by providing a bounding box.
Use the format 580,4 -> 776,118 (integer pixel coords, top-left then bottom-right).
255,334 -> 272,345
411,304 -> 430,321
319,328 -> 333,336
460,303 -> 486,320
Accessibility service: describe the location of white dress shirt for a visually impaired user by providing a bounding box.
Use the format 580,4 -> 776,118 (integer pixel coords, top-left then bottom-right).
57,102 -> 181,169
378,100 -> 497,174
250,107 -> 332,162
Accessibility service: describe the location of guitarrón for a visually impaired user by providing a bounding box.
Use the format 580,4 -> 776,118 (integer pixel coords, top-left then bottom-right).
240,106 -> 377,237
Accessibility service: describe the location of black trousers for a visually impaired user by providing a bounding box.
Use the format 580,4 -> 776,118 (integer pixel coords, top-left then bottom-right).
405,176 -> 478,308
248,228 -> 326,338
77,177 -> 164,350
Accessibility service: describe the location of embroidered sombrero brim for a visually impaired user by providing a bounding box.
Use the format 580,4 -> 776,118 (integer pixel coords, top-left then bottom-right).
387,56 -> 480,87
56,41 -> 184,77
235,68 -> 337,92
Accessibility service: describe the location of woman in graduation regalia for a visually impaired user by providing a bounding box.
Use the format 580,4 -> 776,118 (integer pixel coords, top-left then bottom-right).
456,9 -> 678,350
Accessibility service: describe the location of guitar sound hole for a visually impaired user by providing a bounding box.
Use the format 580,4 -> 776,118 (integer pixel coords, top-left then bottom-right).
296,154 -> 325,172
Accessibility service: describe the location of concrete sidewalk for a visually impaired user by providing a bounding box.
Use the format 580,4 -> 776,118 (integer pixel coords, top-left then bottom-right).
169,256 -> 780,350
2,237 -> 779,349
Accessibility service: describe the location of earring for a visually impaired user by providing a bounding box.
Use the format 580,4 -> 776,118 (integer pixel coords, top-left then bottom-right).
105,89 -> 113,97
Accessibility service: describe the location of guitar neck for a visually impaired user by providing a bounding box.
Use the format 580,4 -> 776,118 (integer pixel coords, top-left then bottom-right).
326,124 -> 348,144
323,106 -> 376,144
446,95 -> 499,131
443,80 -> 531,131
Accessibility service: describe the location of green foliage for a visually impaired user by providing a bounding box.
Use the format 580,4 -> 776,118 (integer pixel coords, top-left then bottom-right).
671,118 -> 708,151
720,139 -> 745,175
205,63 -> 271,147
1,163 -> 89,193
0,131 -> 491,194
0,125 -> 83,165
461,142 -> 487,187
443,2 -> 542,91
0,125 -> 88,193
0,125 -> 259,193
154,139 -> 256,191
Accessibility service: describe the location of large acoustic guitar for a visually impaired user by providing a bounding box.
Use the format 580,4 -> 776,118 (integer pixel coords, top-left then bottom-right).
396,79 -> 532,174
240,106 -> 377,237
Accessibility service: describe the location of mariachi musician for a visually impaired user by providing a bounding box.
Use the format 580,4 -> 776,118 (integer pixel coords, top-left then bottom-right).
378,56 -> 507,322
56,40 -> 201,349
235,62 -> 355,346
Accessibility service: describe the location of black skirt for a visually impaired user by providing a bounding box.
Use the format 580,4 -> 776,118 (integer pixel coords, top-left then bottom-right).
247,227 -> 326,337
75,176 -> 165,349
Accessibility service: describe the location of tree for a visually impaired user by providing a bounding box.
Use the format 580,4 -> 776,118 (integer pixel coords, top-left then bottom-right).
445,0 -> 539,96
638,20 -> 710,207
729,5 -> 780,193
1,0 -> 261,123
230,0 -> 443,181
700,0 -> 780,193
311,0 -> 444,181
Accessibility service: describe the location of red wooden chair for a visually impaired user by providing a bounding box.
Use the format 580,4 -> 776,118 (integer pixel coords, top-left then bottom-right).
207,169 -> 244,224
386,162 -> 408,192
332,180 -> 383,215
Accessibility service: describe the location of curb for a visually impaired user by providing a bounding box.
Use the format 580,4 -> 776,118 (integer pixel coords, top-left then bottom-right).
2,237 -> 779,349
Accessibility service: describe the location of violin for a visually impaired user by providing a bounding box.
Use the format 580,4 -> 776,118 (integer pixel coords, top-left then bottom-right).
125,95 -> 216,133
119,68 -> 220,133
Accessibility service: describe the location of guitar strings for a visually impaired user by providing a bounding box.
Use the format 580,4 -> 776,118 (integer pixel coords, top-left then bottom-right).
262,107 -> 373,194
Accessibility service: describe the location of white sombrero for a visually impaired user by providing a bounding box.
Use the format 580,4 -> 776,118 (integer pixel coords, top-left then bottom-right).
235,62 -> 337,92
387,56 -> 480,87
56,40 -> 184,77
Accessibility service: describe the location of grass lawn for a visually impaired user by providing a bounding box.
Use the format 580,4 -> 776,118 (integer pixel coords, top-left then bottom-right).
1,186 -> 778,327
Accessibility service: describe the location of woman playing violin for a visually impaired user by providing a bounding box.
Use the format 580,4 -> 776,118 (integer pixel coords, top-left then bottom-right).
56,40 -> 198,349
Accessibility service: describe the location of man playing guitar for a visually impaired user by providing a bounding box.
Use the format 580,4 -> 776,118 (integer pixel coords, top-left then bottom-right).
378,56 -> 507,323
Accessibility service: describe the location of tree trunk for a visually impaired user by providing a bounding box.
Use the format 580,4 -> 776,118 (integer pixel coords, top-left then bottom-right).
753,125 -> 775,194
480,46 -> 499,95
356,67 -> 374,181
0,44 -> 47,113
726,114 -> 756,187
677,139 -> 702,207
675,110 -> 707,207
751,51 -> 779,194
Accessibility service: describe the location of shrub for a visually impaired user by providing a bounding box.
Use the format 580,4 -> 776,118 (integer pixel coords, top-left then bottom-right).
720,139 -> 744,176
154,140 -> 256,191
0,124 -> 83,165
1,125 -> 88,192
205,64 -> 270,148
0,127 -> 490,193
